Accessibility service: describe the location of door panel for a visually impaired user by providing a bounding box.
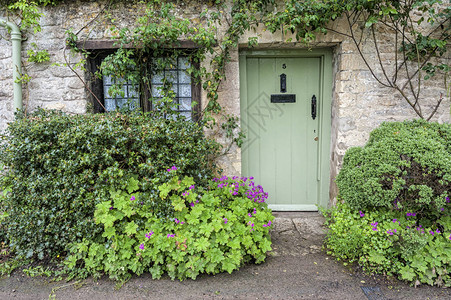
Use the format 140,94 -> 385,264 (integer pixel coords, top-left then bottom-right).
242,57 -> 321,210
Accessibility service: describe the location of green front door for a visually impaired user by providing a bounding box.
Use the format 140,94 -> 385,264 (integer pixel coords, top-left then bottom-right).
240,50 -> 331,211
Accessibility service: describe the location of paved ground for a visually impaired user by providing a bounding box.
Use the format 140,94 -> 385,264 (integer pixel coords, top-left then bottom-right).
0,212 -> 449,299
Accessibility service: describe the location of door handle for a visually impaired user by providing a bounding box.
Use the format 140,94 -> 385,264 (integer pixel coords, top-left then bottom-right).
311,95 -> 317,120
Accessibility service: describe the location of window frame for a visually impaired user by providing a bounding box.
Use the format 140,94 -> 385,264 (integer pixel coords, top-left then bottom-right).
82,40 -> 202,121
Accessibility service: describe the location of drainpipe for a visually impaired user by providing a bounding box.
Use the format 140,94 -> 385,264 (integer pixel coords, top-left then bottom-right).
0,18 -> 22,111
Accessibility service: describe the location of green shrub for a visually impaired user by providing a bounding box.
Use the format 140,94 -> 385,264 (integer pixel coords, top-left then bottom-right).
336,119 -> 451,213
322,202 -> 451,287
328,120 -> 451,287
0,109 -> 220,260
64,174 -> 274,281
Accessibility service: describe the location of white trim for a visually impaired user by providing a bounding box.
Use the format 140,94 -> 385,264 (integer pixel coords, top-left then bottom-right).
268,204 -> 318,211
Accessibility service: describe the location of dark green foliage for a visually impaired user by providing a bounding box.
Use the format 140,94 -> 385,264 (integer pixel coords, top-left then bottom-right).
0,109 -> 220,260
330,120 -> 451,286
336,120 -> 451,214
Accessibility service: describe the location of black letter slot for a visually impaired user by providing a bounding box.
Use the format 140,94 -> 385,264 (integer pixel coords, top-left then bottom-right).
280,73 -> 286,93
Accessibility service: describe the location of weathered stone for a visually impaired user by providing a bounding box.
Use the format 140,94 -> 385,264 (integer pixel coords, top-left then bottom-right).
0,0 -> 449,207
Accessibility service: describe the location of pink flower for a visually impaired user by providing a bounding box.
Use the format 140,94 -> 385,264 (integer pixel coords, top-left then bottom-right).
130,196 -> 136,201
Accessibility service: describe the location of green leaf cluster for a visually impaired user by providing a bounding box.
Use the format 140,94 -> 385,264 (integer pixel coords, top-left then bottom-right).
321,202 -> 451,287
0,109 -> 220,260
327,119 -> 451,287
65,175 -> 274,281
336,120 -> 451,214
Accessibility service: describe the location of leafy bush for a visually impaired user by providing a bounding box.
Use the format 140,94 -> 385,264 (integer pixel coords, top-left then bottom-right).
322,202 -> 451,287
327,120 -> 451,287
336,119 -> 451,213
64,174 -> 274,281
0,109 -> 220,260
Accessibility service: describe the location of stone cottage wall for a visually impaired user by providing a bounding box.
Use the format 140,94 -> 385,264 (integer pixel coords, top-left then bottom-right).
0,0 -> 449,204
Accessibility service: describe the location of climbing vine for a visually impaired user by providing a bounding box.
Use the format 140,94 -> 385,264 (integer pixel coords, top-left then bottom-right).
1,0 -> 450,137
264,0 -> 450,119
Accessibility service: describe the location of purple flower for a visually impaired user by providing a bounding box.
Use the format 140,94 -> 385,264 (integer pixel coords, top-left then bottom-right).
130,196 -> 136,201
449,234 -> 451,240
189,202 -> 195,207
429,231 -> 434,235
189,185 -> 195,190
109,206 -> 114,210
359,211 -> 365,217
446,196 -> 450,203
406,212 -> 417,217
223,218 -> 228,224
182,191 -> 189,197
392,219 -> 397,223
436,229 -> 440,234
372,227 -> 378,231
249,177 -> 254,180
139,243 -> 144,250
167,166 -> 177,172
371,222 -> 378,227
145,231 -> 154,239
167,234 -> 175,238
248,213 -> 252,217
440,208 -> 444,211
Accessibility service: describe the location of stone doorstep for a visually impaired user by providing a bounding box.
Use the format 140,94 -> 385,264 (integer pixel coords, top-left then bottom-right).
272,211 -> 327,237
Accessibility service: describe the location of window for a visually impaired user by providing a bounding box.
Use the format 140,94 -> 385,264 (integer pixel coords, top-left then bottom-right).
86,47 -> 200,121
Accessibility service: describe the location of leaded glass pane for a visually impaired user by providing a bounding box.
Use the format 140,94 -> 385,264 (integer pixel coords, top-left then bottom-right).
165,71 -> 177,83
105,99 -> 116,111
152,85 -> 163,98
181,111 -> 191,120
151,73 -> 164,84
102,74 -> 140,112
180,98 -> 192,110
179,70 -> 191,84
178,57 -> 191,69
180,84 -> 191,97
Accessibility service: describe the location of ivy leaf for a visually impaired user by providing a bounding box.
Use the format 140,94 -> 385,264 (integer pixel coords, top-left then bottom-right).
194,237 -> 210,251
126,177 -> 140,194
221,259 -> 236,274
102,226 -> 116,239
229,238 -> 241,249
124,221 -> 138,236
208,248 -> 224,263
400,266 -> 416,281
171,195 -> 186,211
98,213 -> 117,228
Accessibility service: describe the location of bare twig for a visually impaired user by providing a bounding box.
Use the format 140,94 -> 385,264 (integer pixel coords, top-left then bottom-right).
371,25 -> 393,87
345,12 -> 392,88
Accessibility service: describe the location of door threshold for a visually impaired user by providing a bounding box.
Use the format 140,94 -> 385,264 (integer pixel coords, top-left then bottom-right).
268,204 -> 318,211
